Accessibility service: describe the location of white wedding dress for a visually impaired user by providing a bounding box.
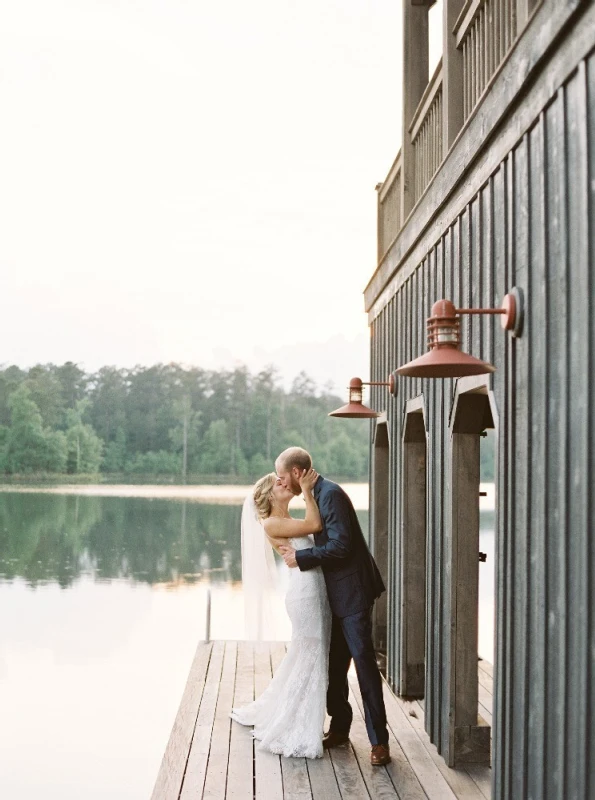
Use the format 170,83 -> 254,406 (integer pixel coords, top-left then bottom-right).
230,534 -> 332,759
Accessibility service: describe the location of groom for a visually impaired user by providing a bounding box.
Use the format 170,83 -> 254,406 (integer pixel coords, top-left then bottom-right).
275,447 -> 391,766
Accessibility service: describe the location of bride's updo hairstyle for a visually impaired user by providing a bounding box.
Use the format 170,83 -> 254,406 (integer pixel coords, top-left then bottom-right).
252,472 -> 277,520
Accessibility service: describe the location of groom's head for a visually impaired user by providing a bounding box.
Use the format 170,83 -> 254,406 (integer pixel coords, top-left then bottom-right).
275,447 -> 312,496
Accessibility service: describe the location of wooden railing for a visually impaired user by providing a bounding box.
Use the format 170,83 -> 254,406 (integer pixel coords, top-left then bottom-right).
377,150 -> 402,264
455,0 -> 518,121
375,1 -> 532,266
410,61 -> 444,204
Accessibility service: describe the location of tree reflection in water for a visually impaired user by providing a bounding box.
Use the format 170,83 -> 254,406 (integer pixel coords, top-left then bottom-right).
0,493 -> 243,588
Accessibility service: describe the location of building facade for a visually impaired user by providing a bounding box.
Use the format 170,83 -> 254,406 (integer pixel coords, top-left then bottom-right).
365,1 -> 594,797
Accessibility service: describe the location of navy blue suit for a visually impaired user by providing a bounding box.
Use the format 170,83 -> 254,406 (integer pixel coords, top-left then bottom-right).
295,476 -> 388,746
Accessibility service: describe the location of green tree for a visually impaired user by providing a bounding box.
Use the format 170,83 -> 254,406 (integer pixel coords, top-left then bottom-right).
0,365 -> 26,426
102,426 -> 127,472
25,365 -> 65,428
169,396 -> 202,481
4,385 -> 67,472
88,366 -> 128,445
65,400 -> 103,473
124,450 -> 180,475
324,430 -> 365,479
199,419 -> 233,474
56,362 -> 88,409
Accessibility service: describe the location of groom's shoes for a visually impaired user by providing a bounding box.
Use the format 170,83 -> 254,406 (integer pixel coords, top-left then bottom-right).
371,743 -> 391,766
322,730 -> 350,749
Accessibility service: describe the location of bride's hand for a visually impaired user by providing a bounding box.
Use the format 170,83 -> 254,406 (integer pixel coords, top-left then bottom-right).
298,468 -> 319,492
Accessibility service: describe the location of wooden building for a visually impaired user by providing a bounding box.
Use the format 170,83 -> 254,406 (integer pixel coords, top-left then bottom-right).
364,1 -> 594,797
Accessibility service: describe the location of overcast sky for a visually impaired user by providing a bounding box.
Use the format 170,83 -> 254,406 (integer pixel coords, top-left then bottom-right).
0,1 -> 442,392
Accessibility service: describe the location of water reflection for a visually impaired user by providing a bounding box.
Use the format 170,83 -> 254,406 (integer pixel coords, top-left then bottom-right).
478,510 -> 495,663
0,494 -> 246,588
0,493 -> 369,591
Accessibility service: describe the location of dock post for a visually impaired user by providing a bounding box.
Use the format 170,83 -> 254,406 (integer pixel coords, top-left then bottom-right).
205,588 -> 211,642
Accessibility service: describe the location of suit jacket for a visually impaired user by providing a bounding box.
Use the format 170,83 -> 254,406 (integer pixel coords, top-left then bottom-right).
295,476 -> 385,618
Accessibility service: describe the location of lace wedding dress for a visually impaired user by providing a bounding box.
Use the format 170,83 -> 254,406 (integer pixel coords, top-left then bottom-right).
230,535 -> 332,759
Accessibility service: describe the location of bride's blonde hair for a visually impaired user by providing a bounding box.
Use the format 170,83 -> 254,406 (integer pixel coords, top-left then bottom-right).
252,472 -> 277,519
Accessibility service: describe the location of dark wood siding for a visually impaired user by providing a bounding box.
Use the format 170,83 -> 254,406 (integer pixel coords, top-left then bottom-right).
369,41 -> 595,798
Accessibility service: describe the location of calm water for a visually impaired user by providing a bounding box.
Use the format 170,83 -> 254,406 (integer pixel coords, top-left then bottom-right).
0,490 -> 366,799
0,490 -> 493,799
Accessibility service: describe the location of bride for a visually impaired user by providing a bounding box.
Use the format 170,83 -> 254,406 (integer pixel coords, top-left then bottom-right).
230,468 -> 331,759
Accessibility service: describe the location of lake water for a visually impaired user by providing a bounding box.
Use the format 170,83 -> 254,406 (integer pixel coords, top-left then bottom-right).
0,488 -> 493,799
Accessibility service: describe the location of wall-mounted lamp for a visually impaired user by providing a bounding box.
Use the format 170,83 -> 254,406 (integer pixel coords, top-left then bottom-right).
329,375 -> 396,418
396,288 -> 524,379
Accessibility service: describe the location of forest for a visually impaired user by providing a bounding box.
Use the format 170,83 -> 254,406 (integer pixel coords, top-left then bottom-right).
0,362 -> 372,481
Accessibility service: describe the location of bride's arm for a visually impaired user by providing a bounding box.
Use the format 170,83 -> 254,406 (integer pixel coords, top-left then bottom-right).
263,470 -> 321,539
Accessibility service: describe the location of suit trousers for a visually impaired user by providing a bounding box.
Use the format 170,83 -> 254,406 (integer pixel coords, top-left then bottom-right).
326,606 -> 388,746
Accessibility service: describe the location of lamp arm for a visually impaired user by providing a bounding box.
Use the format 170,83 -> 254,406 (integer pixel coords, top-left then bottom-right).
455,308 -> 506,315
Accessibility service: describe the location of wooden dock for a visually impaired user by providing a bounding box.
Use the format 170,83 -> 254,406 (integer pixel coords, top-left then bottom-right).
151,641 -> 492,799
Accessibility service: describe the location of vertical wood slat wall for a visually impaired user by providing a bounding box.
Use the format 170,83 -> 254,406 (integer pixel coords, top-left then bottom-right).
371,50 -> 595,799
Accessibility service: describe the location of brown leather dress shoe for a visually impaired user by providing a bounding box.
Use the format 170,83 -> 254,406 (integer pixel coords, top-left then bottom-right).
371,743 -> 391,766
322,730 -> 350,749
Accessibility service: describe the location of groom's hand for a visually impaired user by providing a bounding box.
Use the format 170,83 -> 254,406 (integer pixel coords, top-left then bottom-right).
279,545 -> 298,569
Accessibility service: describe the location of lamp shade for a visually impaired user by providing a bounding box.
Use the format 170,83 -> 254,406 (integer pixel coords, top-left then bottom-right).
396,347 -> 495,378
328,377 -> 381,418
396,299 -> 496,378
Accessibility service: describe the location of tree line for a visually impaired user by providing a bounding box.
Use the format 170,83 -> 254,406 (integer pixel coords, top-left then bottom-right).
0,363 -> 370,481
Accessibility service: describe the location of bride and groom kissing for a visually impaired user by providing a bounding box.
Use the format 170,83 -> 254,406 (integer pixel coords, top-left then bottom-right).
230,446 -> 391,766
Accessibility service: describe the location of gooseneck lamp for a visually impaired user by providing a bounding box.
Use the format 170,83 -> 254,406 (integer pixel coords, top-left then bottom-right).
328,375 -> 396,418
396,288 -> 524,379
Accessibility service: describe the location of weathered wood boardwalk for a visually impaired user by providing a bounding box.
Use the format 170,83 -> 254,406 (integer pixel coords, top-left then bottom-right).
151,641 -> 492,799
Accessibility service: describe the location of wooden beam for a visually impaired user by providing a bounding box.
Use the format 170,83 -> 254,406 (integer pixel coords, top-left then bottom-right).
402,1 -> 430,221
400,410 -> 427,697
443,0 -> 467,148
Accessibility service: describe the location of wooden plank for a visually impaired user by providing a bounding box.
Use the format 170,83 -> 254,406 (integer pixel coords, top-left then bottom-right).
282,757 -> 312,800
478,684 -> 493,725
179,641 -> 225,799
202,641 -> 238,799
151,641 -> 214,800
328,741 -> 371,800
306,755 -> 342,800
253,643 -> 283,800
226,642 -> 255,799
347,693 -> 400,800
477,670 -> 493,696
477,659 -> 493,680
348,675 -> 425,800
381,683 -> 466,800
399,683 -> 490,799
465,764 -> 492,800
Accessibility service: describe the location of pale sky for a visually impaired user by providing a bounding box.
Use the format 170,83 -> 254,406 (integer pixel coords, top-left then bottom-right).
0,1 -> 441,391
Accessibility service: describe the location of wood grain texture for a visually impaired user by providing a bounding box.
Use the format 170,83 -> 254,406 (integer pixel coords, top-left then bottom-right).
151,641 -> 213,800
381,680 -> 486,800
349,673 -> 427,800
202,641 -> 238,800
226,642 -> 254,799
179,641 -> 225,799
